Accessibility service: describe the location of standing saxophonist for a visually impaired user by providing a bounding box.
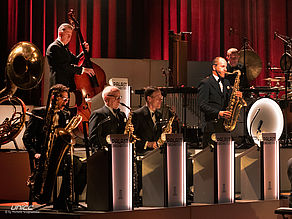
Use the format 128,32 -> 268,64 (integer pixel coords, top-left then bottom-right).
88,86 -> 126,149
198,57 -> 243,148
23,84 -> 86,211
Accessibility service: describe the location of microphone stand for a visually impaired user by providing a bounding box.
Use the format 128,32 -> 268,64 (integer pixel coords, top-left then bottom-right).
274,32 -> 292,147
239,37 -> 254,148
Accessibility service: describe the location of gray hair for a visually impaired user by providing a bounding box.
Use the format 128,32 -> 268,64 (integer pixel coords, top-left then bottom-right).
102,86 -> 120,102
58,23 -> 73,34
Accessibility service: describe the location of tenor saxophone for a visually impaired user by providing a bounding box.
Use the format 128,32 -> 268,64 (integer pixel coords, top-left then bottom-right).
223,70 -> 247,132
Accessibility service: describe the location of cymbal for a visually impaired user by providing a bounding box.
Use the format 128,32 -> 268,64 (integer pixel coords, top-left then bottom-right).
263,77 -> 280,82
274,76 -> 292,82
271,86 -> 285,90
238,49 -> 262,81
274,76 -> 285,81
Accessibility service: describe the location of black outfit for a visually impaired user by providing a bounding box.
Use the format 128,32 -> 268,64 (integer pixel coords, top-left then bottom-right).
132,105 -> 163,156
225,63 -> 250,89
131,105 -> 163,206
88,106 -> 126,149
198,74 -> 232,148
22,106 -> 86,210
46,39 -> 83,91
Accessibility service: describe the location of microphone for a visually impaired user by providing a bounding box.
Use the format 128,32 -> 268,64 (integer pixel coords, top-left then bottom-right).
120,102 -> 131,110
274,32 -> 277,40
257,120 -> 263,133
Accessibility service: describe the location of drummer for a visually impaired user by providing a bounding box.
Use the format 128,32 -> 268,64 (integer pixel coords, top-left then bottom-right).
225,48 -> 250,89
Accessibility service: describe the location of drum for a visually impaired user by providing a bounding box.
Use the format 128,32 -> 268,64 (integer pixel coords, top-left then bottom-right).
247,98 -> 284,145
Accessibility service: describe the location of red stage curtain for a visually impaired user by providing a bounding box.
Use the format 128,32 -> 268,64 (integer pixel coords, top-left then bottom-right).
2,0 -> 292,100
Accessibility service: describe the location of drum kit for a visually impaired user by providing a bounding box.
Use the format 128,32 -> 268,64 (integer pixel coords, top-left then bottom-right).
231,35 -> 292,146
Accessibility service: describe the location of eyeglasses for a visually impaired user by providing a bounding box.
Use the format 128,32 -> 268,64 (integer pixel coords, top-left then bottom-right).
107,95 -> 122,100
59,96 -> 69,102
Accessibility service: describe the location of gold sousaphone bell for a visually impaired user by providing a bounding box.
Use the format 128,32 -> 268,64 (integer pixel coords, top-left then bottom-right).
0,41 -> 43,145
6,41 -> 43,91
238,49 -> 262,81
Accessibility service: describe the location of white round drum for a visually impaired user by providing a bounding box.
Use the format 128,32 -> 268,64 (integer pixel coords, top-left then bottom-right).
247,98 -> 284,145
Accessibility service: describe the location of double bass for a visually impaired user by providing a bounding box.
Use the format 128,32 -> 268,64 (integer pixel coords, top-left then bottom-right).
68,9 -> 106,134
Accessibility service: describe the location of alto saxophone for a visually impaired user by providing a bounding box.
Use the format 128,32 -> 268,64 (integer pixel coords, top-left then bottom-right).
124,111 -> 141,143
157,112 -> 176,147
223,70 -> 247,132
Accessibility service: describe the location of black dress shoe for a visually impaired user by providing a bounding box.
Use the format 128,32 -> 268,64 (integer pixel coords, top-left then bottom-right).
54,200 -> 73,212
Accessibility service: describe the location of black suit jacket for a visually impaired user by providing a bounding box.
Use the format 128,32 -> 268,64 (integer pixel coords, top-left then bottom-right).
132,106 -> 163,155
46,39 -> 83,91
88,106 -> 126,149
22,106 -> 71,157
198,74 -> 232,131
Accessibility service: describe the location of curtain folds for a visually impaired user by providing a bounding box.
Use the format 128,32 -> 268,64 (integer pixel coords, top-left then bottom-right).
2,0 -> 292,87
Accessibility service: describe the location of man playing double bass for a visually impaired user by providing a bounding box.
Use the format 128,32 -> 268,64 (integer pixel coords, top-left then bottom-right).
46,23 -> 95,91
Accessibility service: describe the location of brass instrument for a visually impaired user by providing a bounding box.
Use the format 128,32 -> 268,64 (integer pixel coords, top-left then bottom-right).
124,111 -> 141,143
120,102 -> 142,207
29,106 -> 82,204
120,102 -> 141,143
157,112 -> 176,147
0,42 -> 43,145
223,70 -> 247,132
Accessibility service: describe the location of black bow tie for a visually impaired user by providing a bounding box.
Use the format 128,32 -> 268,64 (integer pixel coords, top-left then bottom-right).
113,108 -> 120,114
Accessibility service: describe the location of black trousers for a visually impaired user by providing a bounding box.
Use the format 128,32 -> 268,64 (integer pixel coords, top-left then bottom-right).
202,119 -> 226,148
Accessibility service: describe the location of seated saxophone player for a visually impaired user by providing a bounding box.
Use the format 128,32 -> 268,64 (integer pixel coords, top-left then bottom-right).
198,57 -> 242,148
88,86 -> 126,150
22,84 -> 87,211
131,86 -> 164,156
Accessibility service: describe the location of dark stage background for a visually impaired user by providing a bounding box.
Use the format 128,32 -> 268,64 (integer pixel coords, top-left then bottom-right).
0,0 -> 291,105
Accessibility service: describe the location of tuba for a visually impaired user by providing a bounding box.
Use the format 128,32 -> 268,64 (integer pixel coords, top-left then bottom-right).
0,42 -> 43,145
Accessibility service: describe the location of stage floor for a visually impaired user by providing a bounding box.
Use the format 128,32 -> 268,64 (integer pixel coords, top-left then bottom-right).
0,199 -> 285,219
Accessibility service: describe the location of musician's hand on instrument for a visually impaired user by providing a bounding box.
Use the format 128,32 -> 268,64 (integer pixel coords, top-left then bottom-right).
34,153 -> 41,159
82,67 -> 95,77
83,42 -> 90,52
147,141 -> 157,149
235,91 -> 242,98
152,142 -> 158,149
219,111 -> 232,119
